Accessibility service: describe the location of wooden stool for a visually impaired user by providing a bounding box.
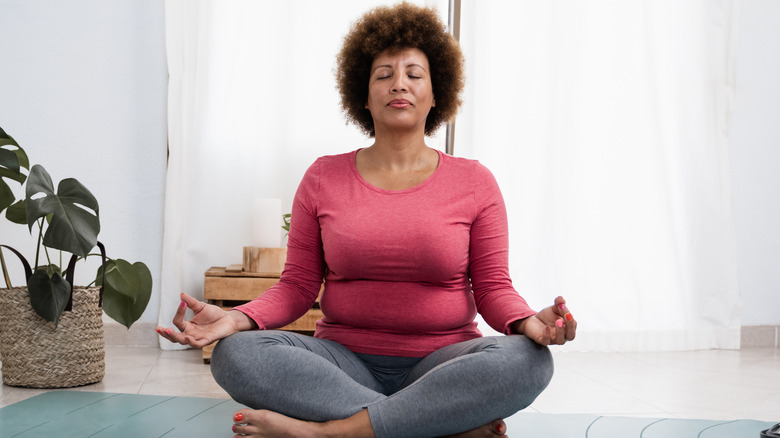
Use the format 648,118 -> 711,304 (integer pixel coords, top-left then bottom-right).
201,266 -> 323,363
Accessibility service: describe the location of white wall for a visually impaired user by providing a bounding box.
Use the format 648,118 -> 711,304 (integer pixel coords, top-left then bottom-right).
1,0 -> 777,337
0,0 -> 167,325
730,0 -> 780,327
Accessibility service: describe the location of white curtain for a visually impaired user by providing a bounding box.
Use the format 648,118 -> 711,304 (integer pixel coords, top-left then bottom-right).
162,0 -> 740,351
458,0 -> 740,351
160,0 -> 447,349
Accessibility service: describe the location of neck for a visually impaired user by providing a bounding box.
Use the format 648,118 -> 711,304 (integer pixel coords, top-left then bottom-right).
368,127 -> 430,170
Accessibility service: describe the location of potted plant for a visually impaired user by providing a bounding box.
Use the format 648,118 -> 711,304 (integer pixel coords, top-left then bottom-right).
0,126 -> 152,388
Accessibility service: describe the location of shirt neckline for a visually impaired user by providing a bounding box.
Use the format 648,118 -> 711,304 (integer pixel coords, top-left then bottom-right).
349,148 -> 445,194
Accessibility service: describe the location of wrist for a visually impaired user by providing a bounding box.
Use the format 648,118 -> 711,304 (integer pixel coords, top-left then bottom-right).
228,310 -> 258,331
511,317 -> 530,335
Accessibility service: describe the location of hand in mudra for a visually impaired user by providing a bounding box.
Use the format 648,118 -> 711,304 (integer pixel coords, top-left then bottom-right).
513,296 -> 577,346
156,293 -> 252,348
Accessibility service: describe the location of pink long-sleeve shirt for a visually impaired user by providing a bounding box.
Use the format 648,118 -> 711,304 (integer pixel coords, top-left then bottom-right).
234,149 -> 536,357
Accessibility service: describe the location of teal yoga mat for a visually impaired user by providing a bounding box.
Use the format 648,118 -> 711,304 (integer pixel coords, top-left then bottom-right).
0,391 -> 776,437
0,391 -> 246,437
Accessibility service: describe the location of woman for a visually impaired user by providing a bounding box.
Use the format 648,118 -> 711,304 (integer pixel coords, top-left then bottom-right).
158,3 -> 576,437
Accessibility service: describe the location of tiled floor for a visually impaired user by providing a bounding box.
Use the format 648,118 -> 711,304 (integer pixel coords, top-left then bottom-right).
1,346 -> 778,424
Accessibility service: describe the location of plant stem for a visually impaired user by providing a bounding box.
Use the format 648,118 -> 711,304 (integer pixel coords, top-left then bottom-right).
34,218 -> 44,270
43,240 -> 52,269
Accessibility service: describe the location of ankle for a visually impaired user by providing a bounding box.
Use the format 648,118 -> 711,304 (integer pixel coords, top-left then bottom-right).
319,410 -> 375,438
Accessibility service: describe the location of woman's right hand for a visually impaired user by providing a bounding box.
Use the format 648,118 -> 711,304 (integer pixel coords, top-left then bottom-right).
156,293 -> 256,348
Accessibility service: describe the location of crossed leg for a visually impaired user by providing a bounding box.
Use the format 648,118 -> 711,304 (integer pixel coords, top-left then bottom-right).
211,332 -> 552,438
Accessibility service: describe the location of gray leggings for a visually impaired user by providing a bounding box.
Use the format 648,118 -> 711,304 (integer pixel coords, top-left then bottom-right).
211,331 -> 553,438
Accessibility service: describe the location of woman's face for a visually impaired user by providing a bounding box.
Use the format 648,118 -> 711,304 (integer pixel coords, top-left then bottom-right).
365,47 -> 435,136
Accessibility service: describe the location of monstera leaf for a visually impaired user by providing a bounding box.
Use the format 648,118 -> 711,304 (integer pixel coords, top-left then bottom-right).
25,164 -> 99,258
27,269 -> 71,326
5,199 -> 26,224
97,259 -> 153,329
0,127 -> 29,214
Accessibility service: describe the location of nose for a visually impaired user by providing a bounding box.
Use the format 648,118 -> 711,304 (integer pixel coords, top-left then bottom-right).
391,75 -> 407,93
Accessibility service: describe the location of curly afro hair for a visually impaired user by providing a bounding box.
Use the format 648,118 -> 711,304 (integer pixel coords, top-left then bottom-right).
336,2 -> 465,137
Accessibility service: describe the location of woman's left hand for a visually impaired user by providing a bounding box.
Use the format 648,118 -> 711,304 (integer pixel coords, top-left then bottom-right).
513,296 -> 577,346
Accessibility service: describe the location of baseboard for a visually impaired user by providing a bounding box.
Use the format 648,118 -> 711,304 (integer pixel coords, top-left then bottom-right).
741,325 -> 779,348
103,320 -> 158,347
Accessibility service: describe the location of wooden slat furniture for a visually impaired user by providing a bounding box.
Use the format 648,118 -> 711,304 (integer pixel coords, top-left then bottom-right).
201,265 -> 323,363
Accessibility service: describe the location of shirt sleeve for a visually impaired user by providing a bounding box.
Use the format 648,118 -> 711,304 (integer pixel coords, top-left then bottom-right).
233,160 -> 325,329
469,163 -> 536,334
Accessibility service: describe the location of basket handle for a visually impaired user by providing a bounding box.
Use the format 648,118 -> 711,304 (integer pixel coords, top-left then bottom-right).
63,241 -> 107,309
0,245 -> 33,282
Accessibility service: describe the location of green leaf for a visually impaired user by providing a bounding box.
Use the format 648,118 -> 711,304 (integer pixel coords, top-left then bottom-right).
99,260 -> 152,329
35,264 -> 62,277
27,269 -> 71,326
0,148 -> 20,173
5,199 -> 26,224
1,139 -> 28,213
100,259 -> 140,298
0,127 -> 29,183
0,126 -> 22,148
0,178 -> 13,213
25,165 -> 100,258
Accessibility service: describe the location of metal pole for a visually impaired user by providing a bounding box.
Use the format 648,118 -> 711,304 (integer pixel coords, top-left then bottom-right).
445,0 -> 461,156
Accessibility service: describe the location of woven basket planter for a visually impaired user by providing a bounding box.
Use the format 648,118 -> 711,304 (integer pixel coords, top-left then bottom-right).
0,286 -> 105,388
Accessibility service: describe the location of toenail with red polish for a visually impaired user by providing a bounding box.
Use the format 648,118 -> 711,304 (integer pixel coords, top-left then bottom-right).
234,413 -> 243,422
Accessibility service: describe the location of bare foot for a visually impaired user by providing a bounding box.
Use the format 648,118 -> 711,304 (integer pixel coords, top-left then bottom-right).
443,419 -> 508,438
231,409 -> 321,437
231,408 -> 376,438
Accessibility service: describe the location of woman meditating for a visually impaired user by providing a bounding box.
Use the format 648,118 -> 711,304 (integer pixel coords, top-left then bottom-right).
158,3 -> 576,437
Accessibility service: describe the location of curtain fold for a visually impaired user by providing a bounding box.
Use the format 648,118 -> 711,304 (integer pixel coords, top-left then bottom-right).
162,0 -> 740,351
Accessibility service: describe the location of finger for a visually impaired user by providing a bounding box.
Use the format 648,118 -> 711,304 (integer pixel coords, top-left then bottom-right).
554,296 -> 568,317
172,299 -> 189,331
550,318 -> 565,344
155,326 -> 171,342
181,292 -> 207,313
564,314 -> 577,341
156,326 -> 186,345
533,324 -> 552,346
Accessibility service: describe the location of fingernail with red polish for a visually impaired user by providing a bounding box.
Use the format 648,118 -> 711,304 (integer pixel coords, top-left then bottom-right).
165,329 -> 171,335
180,301 -> 186,308
234,413 -> 243,422
559,303 -> 565,310
496,423 -> 504,434
566,313 -> 573,321
556,319 -> 563,328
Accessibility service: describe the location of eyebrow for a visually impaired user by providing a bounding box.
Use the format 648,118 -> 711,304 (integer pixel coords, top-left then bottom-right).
371,63 -> 428,73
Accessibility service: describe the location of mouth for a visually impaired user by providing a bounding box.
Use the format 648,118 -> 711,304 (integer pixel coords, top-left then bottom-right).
388,99 -> 412,108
